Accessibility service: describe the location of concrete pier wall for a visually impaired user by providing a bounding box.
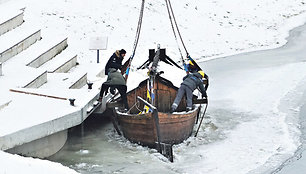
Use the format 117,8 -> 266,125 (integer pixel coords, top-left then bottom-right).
6,130 -> 68,158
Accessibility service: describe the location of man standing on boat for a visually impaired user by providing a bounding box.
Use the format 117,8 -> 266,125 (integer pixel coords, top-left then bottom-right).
170,70 -> 208,113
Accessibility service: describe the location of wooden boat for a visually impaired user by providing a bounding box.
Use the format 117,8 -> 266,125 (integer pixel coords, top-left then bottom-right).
115,75 -> 200,147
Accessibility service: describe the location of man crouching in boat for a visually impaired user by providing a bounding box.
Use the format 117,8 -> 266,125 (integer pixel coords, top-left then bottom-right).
170,71 -> 208,113
99,68 -> 129,111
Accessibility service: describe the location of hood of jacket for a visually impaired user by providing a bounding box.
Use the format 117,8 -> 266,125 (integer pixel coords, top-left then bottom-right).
115,50 -> 122,58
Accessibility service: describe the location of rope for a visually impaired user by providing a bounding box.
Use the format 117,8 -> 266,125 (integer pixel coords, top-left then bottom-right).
125,0 -> 145,81
165,0 -> 186,70
109,0 -> 145,102
167,0 -> 189,56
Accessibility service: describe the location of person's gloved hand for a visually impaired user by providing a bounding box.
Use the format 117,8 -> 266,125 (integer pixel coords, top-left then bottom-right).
202,92 -> 207,98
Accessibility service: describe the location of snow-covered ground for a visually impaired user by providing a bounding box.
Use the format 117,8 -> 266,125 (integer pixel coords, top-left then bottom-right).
1,0 -> 306,173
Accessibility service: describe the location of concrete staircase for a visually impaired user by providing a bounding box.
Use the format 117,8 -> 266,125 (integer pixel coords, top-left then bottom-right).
0,9 -> 104,158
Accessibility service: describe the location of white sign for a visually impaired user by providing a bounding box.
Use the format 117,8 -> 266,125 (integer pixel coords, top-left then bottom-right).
89,37 -> 108,50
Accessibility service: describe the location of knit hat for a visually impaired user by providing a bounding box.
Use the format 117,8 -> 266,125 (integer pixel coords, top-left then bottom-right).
119,49 -> 126,54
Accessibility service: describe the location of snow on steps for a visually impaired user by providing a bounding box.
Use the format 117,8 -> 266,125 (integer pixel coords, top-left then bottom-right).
0,10 -> 24,36
26,38 -> 68,68
23,71 -> 47,88
39,48 -> 78,73
40,71 -> 87,89
0,24 -> 41,63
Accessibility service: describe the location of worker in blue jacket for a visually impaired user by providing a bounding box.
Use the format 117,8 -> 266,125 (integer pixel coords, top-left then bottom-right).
170,70 -> 208,113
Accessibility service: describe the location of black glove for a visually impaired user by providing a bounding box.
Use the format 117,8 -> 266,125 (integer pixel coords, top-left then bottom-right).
202,92 -> 207,98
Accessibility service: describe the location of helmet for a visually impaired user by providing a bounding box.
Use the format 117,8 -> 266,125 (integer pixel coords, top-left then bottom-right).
189,60 -> 194,66
198,71 -> 205,78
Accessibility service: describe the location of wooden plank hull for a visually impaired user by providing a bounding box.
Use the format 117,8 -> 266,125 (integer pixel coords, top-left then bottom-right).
114,76 -> 200,147
117,107 -> 199,147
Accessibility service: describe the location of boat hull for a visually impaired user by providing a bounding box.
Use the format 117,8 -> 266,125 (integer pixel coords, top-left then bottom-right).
117,108 -> 199,147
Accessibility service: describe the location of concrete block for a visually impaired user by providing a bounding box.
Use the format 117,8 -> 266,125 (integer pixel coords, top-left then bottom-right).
23,71 -> 47,88
0,110 -> 82,151
0,29 -> 41,63
69,73 -> 87,89
0,12 -> 24,36
26,38 -> 68,68
52,55 -> 77,73
6,130 -> 67,158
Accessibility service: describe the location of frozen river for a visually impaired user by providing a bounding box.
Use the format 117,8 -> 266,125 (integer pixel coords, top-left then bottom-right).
49,23 -> 306,174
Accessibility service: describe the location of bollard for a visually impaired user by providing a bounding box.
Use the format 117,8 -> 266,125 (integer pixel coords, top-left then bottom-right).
69,98 -> 75,106
87,82 -> 93,89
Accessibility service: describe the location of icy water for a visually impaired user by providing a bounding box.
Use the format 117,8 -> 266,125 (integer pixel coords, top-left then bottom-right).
49,23 -> 306,174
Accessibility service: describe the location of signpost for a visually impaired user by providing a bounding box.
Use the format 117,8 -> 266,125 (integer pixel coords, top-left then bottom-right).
0,62 -> 2,76
89,37 -> 108,63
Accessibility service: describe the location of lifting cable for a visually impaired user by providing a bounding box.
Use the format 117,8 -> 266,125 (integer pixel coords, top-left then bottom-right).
109,0 -> 145,103
125,0 -> 145,81
165,0 -> 186,71
167,0 -> 189,56
165,0 -> 190,71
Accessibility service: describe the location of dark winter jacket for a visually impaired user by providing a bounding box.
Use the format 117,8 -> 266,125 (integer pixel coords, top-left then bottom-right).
181,72 -> 207,96
104,68 -> 126,86
105,50 -> 124,75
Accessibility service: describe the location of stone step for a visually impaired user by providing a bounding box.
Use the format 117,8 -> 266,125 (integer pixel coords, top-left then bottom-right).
26,38 -> 68,68
40,71 -> 87,89
39,48 -> 78,73
69,72 -> 87,89
23,71 -> 47,88
0,24 -> 41,63
0,10 -> 24,36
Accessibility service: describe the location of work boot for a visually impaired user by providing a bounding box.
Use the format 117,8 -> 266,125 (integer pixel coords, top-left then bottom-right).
170,106 -> 176,114
186,107 -> 192,112
118,108 -> 128,113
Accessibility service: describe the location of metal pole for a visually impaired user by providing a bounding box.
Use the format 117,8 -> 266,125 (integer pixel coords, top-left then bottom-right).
0,62 -> 2,76
194,101 -> 208,137
97,50 -> 99,63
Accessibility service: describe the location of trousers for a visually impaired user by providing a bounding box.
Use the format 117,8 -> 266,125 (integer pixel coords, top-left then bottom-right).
100,84 -> 129,109
172,84 -> 193,110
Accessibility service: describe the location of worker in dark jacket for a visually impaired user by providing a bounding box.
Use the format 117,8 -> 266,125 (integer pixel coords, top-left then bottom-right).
170,71 -> 208,113
105,49 -> 126,75
99,68 -> 129,110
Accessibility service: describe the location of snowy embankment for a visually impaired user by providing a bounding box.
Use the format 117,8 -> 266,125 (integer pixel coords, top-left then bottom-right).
0,151 -> 78,173
1,0 -> 306,173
